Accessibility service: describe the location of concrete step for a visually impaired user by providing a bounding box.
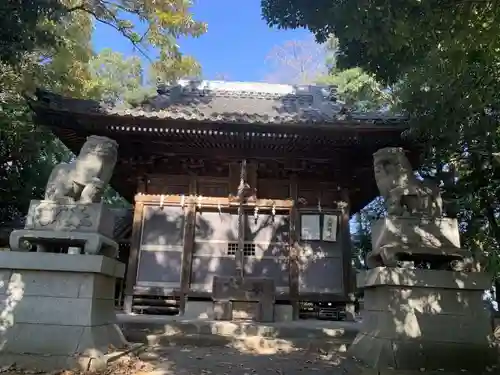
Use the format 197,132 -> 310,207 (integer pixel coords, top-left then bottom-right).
118,313 -> 359,354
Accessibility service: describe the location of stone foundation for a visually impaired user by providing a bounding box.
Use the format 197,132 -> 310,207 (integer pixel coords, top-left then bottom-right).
344,267 -> 497,373
0,252 -> 127,371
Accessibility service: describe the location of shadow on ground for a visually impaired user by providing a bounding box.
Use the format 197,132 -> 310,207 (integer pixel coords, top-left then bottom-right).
119,317 -> 359,355
117,317 -> 358,375
137,344 -> 346,375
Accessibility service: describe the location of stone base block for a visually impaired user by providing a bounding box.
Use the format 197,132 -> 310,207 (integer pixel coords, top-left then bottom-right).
372,216 -> 461,251
9,229 -> 118,257
368,217 -> 470,268
184,301 -> 292,322
275,304 -> 293,322
213,300 -> 275,322
346,267 -> 497,373
212,276 -> 276,322
25,200 -> 115,237
212,276 -> 275,301
213,300 -> 233,320
184,300 -> 214,319
0,252 -> 127,372
9,200 -> 118,257
0,323 -> 127,372
232,301 -> 258,320
347,333 -> 497,373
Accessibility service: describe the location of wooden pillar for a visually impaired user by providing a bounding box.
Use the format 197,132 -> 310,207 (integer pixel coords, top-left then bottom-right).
289,174 -> 300,320
235,160 -> 247,278
179,175 -> 197,314
229,161 -> 257,198
340,188 -> 355,320
123,200 -> 145,314
179,203 -> 195,314
233,159 -> 255,279
123,175 -> 147,313
236,202 -> 245,278
228,163 -> 240,196
137,175 -> 147,194
247,161 -> 257,199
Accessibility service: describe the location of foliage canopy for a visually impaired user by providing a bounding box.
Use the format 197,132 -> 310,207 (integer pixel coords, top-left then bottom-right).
0,0 -> 206,225
1,0 -> 206,80
262,0 -> 500,275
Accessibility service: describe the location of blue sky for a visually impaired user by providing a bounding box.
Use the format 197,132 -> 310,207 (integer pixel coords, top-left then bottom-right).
92,0 -> 311,82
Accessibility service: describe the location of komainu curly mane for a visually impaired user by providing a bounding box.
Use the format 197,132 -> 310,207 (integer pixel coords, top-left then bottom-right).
373,147 -> 442,217
44,135 -> 118,203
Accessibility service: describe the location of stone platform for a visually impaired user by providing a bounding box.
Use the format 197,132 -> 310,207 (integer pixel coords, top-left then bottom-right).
345,266 -> 498,374
118,312 -> 360,353
0,252 -> 128,371
9,200 -> 118,257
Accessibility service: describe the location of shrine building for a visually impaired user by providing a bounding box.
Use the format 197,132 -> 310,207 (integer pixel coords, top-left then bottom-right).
28,80 -> 418,321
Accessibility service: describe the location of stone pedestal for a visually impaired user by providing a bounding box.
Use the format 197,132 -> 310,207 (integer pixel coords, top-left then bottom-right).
367,217 -> 472,268
372,216 -> 461,250
0,252 -> 127,371
344,267 -> 497,374
9,200 -> 118,257
212,276 -> 275,322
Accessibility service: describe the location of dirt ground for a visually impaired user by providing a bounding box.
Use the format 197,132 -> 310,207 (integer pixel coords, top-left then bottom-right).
135,345 -> 345,375
0,345 -> 345,375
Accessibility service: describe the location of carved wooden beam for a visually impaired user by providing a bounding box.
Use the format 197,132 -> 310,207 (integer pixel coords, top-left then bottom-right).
134,194 -> 294,209
117,143 -> 381,163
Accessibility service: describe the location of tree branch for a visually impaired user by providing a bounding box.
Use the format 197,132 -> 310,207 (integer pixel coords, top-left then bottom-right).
64,3 -> 153,63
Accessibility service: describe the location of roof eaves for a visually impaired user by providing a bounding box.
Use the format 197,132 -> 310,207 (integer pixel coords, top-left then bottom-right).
31,88 -> 410,128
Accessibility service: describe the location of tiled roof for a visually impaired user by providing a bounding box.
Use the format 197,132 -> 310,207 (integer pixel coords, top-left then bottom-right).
34,80 -> 407,126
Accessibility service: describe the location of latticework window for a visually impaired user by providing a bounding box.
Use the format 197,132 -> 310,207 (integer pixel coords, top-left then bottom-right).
226,242 -> 256,256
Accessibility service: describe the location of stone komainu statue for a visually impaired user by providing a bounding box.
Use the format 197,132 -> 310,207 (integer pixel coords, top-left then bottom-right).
373,147 -> 443,217
44,136 -> 118,203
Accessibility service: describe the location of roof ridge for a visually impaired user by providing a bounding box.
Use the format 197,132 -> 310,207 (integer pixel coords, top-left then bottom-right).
157,79 -> 339,99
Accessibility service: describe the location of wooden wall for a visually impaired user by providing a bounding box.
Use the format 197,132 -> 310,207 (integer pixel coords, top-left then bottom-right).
124,169 -> 353,317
